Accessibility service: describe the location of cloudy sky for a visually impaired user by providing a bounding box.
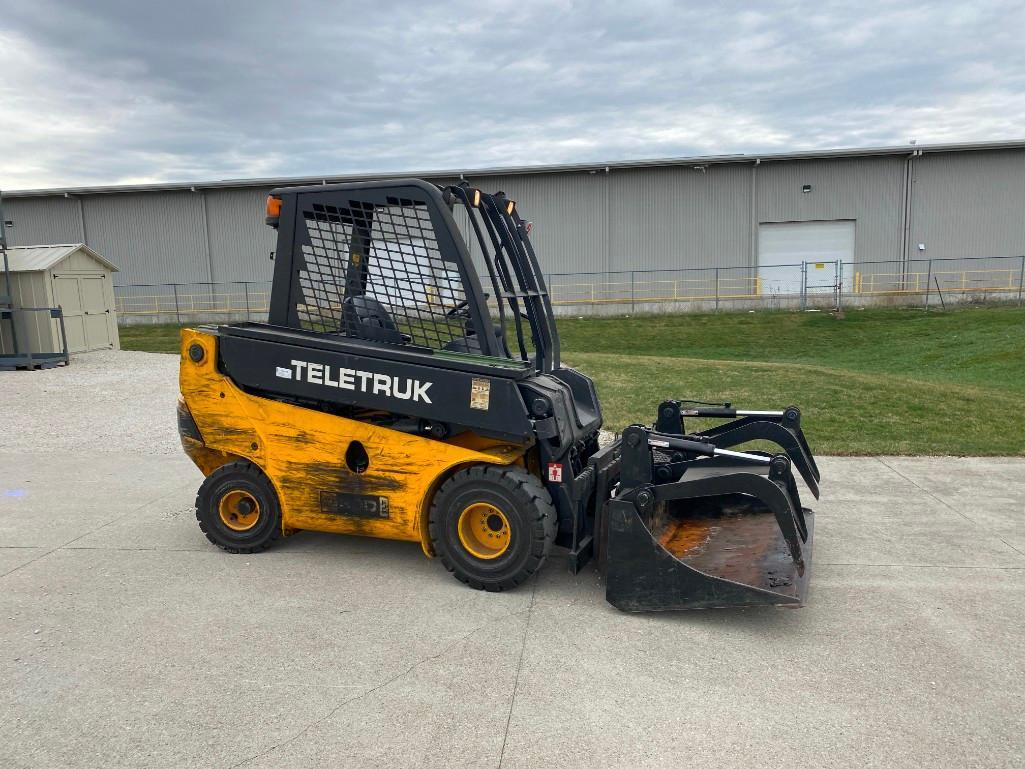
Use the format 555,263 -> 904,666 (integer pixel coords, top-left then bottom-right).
2,0 -> 1023,190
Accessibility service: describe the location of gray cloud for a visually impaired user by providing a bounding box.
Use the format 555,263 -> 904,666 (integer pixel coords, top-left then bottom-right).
2,0 -> 1023,188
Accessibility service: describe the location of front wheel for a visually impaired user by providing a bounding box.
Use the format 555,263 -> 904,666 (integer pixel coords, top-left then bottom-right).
428,465 -> 557,592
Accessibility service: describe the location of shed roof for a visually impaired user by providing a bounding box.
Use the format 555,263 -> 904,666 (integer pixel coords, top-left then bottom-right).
2,244 -> 119,273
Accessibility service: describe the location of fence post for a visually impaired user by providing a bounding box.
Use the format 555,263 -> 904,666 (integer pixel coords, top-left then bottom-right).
836,260 -> 842,312
630,271 -> 635,314
1018,256 -> 1025,307
714,267 -> 720,312
172,284 -> 181,324
924,259 -> 932,309
243,282 -> 251,321
800,262 -> 807,310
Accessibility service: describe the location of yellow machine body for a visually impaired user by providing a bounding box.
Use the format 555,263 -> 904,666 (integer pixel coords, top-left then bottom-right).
178,329 -> 530,553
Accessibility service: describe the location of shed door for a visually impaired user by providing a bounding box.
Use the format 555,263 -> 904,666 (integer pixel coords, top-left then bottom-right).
53,275 -> 114,352
758,220 -> 855,295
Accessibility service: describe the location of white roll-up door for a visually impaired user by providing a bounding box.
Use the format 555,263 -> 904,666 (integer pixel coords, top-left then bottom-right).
758,220 -> 855,295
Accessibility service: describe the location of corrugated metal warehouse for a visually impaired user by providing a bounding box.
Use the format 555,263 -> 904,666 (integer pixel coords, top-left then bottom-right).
3,141 -> 1025,297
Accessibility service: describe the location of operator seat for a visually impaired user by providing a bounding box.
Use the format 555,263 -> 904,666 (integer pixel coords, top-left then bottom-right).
443,325 -> 511,357
342,296 -> 405,345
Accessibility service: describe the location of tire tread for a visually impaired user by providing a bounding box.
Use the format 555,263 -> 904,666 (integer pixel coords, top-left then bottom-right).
428,464 -> 557,592
196,460 -> 283,554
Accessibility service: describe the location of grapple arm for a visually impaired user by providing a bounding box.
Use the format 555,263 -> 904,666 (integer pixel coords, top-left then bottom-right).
655,400 -> 820,498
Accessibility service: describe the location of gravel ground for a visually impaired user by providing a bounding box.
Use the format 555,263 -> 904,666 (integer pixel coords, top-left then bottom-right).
1,350 -> 182,455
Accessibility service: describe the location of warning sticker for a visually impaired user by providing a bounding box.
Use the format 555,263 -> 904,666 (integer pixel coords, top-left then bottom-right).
548,463 -> 563,483
470,377 -> 491,410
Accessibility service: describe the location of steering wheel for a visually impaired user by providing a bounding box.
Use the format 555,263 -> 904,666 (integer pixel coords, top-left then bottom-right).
446,299 -> 471,317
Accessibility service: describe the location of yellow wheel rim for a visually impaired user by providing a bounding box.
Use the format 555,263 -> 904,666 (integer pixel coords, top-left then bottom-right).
457,502 -> 511,560
218,490 -> 261,532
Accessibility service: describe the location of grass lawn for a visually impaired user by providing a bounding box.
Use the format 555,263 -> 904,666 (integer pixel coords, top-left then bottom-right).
121,305 -> 1025,455
118,323 -> 187,353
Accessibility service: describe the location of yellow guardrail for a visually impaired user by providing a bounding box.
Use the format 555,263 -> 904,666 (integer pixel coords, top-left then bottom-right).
547,268 -> 1020,305
115,290 -> 271,316
852,269 -> 1020,296
548,277 -> 764,305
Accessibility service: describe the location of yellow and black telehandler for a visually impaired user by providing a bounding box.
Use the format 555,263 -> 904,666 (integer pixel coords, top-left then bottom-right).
178,179 -> 820,611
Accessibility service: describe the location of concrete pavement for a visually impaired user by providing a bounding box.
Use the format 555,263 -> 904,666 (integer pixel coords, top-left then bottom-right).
1,352 -> 1024,768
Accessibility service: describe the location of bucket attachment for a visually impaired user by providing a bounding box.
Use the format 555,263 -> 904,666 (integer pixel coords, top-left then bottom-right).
601,424 -> 816,611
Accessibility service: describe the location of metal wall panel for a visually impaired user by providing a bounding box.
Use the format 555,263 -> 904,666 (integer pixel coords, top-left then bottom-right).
4,197 -> 83,246
82,192 -> 210,285
910,150 -> 1025,260
7,148 -> 1025,288
456,171 -> 607,276
203,187 -> 278,282
757,155 -> 906,263
610,165 -> 752,272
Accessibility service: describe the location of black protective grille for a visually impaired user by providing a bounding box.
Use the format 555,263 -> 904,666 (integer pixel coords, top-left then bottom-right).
296,195 -> 474,350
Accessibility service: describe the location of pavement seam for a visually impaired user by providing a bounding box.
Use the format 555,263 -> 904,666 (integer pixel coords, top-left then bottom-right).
875,457 -> 1025,566
820,562 -> 1025,569
61,546 -> 211,552
0,485 -> 188,580
235,680 -> 367,691
496,576 -> 538,769
225,604 -> 534,769
875,457 -> 976,523
1000,539 -> 1025,558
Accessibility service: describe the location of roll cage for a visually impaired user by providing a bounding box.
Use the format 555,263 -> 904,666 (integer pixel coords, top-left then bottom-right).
442,182 -> 560,374
265,178 -> 560,376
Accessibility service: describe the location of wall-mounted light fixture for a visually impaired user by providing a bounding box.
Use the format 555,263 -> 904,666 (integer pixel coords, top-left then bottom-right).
801,184 -> 812,193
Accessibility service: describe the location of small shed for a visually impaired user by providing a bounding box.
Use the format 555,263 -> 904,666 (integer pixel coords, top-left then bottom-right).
1,244 -> 120,354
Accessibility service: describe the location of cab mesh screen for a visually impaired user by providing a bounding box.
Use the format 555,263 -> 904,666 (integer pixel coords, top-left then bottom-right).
296,195 -> 475,350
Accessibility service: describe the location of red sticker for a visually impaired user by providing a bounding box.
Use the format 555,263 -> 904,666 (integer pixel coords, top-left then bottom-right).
548,463 -> 563,483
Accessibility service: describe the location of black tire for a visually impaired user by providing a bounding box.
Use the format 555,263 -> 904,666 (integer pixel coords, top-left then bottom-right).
428,465 -> 557,592
195,461 -> 283,554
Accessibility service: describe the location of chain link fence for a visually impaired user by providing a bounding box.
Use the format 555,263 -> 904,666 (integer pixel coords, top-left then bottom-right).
114,254 -> 1025,324
114,281 -> 273,325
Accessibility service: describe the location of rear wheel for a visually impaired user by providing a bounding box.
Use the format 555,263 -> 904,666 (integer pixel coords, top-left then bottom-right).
196,461 -> 283,554
429,465 -> 556,591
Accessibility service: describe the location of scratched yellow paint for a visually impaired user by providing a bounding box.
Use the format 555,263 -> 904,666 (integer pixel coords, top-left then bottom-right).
179,329 -> 530,553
